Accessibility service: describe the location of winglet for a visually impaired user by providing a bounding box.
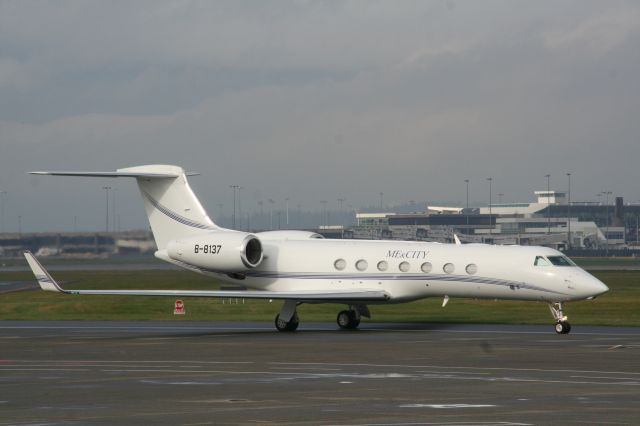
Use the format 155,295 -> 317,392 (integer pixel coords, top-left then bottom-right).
23,251 -> 65,293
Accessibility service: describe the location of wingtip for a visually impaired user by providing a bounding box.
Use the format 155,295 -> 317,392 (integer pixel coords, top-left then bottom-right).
23,251 -> 64,293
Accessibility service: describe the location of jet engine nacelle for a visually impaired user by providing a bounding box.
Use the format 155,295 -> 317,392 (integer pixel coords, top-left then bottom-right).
166,232 -> 263,272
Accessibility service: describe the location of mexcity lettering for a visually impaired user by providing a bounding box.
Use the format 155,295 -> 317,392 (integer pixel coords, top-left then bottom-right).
386,250 -> 429,259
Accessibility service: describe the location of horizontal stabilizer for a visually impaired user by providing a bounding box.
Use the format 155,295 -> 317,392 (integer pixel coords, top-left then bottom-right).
23,252 -> 389,302
29,171 -> 179,178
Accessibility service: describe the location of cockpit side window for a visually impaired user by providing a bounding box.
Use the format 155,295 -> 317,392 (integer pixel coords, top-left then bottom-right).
534,256 -> 550,266
547,255 -> 576,266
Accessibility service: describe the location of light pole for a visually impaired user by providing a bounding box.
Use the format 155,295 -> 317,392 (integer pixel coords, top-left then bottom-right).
102,186 -> 111,233
545,174 -> 551,234
0,190 -> 6,233
603,191 -> 612,256
498,193 -> 503,204
229,185 -> 239,229
320,200 -> 327,227
268,199 -> 275,230
238,186 -> 244,230
487,178 -> 492,235
112,188 -> 117,233
567,173 -> 571,250
285,197 -> 290,226
464,179 -> 470,232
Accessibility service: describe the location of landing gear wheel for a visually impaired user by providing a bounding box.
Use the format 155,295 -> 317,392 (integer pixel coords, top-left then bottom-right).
337,310 -> 360,330
275,313 -> 299,332
549,302 -> 571,334
555,321 -> 571,334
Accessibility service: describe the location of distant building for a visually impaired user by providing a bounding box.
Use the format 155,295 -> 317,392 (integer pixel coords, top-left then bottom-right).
346,191 -> 639,252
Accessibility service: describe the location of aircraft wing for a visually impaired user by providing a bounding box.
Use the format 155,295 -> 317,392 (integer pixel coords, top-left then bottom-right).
24,251 -> 389,302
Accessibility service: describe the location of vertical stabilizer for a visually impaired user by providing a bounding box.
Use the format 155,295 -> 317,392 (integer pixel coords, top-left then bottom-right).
117,165 -> 219,249
30,164 -> 221,250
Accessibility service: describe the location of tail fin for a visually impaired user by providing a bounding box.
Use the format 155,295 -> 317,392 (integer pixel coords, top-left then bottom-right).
30,164 -> 220,249
120,165 -> 219,248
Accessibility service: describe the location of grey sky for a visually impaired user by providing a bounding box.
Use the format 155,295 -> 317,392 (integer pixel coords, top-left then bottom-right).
1,0 -> 639,232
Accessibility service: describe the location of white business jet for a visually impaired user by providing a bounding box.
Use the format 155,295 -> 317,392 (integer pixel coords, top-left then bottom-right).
25,165 -> 609,334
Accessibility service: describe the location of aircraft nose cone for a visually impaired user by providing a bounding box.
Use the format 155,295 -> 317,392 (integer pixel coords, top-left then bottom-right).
588,277 -> 609,298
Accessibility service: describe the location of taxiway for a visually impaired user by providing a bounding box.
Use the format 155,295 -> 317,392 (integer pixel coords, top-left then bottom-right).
1,321 -> 639,425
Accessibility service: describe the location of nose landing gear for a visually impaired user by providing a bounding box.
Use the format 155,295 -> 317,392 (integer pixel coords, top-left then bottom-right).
549,302 -> 571,334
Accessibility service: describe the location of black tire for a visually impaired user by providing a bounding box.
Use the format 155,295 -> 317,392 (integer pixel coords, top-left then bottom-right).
337,310 -> 352,329
337,310 -> 360,330
348,310 -> 361,328
275,313 -> 299,332
286,314 -> 300,331
555,321 -> 571,334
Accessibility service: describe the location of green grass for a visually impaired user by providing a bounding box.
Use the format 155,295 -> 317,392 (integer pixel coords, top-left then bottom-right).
573,257 -> 640,268
0,270 -> 638,326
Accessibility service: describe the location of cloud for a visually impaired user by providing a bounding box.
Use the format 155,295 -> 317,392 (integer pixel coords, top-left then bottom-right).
542,5 -> 640,55
2,1 -> 640,231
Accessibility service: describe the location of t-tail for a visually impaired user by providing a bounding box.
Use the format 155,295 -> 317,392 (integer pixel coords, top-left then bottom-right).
30,165 -> 220,250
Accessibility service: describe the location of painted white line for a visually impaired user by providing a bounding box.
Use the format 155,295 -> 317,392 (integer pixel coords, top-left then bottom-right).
365,328 -> 640,336
270,361 -> 640,376
1,360 -> 254,364
329,422 -> 532,426
400,404 -> 496,408
0,368 -> 90,371
571,375 -> 640,380
415,370 -> 490,375
0,325 -> 273,331
270,366 -> 342,371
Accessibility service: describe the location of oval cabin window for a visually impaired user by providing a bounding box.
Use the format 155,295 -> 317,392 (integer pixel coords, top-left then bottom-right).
334,259 -> 346,271
356,259 -> 368,271
465,263 -> 478,275
443,263 -> 455,274
421,262 -> 432,273
377,260 -> 388,271
399,261 -> 410,272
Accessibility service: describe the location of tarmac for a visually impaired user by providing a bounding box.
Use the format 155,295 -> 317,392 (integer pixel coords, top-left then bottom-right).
1,321 -> 639,425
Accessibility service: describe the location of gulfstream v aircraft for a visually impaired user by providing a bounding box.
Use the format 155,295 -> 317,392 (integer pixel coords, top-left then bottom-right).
25,165 -> 609,333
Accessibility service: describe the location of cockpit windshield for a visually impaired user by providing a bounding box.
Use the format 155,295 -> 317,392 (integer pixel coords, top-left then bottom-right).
534,255 -> 576,267
547,255 -> 576,266
534,256 -> 550,266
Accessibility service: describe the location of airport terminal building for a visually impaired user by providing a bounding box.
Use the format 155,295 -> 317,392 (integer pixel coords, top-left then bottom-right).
332,190 -> 640,254
2,190 -> 639,258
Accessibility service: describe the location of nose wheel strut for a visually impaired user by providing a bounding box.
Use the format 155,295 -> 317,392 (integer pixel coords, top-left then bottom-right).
549,302 -> 571,334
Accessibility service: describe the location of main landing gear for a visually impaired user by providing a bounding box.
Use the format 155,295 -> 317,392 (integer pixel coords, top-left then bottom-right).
275,312 -> 299,332
337,309 -> 361,330
549,302 -> 571,334
274,300 -> 299,332
274,302 -> 369,332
